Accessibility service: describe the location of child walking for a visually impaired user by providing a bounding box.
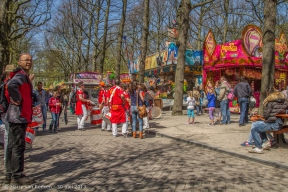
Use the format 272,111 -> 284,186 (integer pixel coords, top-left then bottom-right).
186,91 -> 196,124
207,88 -> 216,126
48,91 -> 61,133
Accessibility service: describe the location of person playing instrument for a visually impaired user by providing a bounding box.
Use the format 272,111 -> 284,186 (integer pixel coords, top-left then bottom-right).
99,82 -> 111,131
108,80 -> 128,137
75,81 -> 90,131
48,91 -> 61,133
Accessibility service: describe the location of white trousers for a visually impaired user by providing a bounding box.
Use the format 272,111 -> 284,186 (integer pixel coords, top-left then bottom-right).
143,108 -> 150,129
101,106 -> 111,130
112,123 -> 127,136
77,104 -> 88,129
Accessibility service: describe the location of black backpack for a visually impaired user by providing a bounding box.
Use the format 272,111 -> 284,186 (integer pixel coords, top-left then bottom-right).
0,81 -> 9,114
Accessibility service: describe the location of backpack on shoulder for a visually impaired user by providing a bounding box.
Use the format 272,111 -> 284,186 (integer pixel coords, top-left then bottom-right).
0,81 -> 9,114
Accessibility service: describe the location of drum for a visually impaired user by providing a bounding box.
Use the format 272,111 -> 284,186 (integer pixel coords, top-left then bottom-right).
25,127 -> 36,150
103,112 -> 112,125
154,98 -> 163,109
90,107 -> 102,126
150,106 -> 162,119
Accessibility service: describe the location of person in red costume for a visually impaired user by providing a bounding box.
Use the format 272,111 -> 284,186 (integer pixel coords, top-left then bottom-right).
108,80 -> 128,137
75,81 -> 91,131
98,82 -> 111,131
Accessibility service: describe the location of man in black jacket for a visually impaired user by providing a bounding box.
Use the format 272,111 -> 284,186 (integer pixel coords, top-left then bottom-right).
248,89 -> 288,154
4,53 -> 35,185
233,77 -> 252,126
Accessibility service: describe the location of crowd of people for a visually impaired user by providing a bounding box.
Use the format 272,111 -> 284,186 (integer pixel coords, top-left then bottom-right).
1,53 -> 288,187
185,76 -> 288,154
71,79 -> 154,138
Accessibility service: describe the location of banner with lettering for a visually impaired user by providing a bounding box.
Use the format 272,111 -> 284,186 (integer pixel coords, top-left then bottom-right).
204,24 -> 288,69
27,104 -> 43,128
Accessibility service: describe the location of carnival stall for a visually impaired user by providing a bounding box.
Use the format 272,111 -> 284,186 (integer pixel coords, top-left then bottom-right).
68,72 -> 102,103
131,43 -> 204,100
203,24 -> 288,112
105,71 -> 131,85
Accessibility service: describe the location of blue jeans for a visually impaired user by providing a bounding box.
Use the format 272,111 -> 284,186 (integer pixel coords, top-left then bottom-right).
49,113 -> 59,131
196,105 -> 202,115
251,121 -> 280,148
238,98 -> 249,125
220,99 -> 230,124
41,105 -> 47,130
131,106 -> 143,132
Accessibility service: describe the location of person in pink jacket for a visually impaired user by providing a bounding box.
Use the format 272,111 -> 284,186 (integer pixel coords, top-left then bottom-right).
48,91 -> 61,133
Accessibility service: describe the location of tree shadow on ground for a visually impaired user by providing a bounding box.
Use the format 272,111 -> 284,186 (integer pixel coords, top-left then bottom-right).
20,140 -> 288,192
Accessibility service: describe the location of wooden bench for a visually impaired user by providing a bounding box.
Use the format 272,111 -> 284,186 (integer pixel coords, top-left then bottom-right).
266,114 -> 288,145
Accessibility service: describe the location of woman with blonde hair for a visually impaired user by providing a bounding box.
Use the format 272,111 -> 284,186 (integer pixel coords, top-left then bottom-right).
207,87 -> 216,126
186,91 -> 196,124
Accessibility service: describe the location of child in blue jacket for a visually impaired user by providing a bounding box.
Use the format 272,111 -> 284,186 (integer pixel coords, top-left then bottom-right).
207,88 -> 216,126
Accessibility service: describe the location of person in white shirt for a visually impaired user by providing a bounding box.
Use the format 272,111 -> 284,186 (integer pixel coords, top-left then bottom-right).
186,91 -> 196,124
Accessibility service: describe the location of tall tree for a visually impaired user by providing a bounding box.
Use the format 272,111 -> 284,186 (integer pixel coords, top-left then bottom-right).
99,0 -> 111,73
139,0 -> 150,83
92,0 -> 102,71
115,0 -> 127,80
0,0 -> 52,74
172,0 -> 214,116
223,0 -> 229,43
259,0 -> 277,115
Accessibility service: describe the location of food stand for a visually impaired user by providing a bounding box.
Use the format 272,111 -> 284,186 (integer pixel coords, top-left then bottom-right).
203,24 -> 288,112
68,72 -> 103,104
105,72 -> 131,85
134,43 -> 203,98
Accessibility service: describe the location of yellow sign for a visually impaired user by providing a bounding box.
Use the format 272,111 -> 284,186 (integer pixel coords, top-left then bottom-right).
221,43 -> 237,52
280,72 -> 286,79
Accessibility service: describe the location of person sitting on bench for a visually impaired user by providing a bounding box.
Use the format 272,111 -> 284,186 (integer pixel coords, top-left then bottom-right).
248,87 -> 288,154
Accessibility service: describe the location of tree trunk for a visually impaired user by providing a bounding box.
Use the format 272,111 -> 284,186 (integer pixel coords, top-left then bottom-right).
223,0 -> 229,43
0,0 -> 7,71
196,5 -> 204,50
99,0 -> 110,73
259,0 -> 277,115
172,0 -> 213,116
115,0 -> 127,80
92,0 -> 101,71
172,0 -> 191,116
139,0 -> 150,84
0,0 -> 10,74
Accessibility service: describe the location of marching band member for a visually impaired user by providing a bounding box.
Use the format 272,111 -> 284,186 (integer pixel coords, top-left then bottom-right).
108,80 -> 128,137
99,82 -> 111,131
75,81 -> 90,131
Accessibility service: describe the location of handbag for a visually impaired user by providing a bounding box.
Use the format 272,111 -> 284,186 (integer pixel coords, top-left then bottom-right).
137,90 -> 147,118
225,82 -> 234,100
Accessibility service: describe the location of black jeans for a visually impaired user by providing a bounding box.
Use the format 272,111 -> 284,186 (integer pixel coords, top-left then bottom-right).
5,123 -> 27,178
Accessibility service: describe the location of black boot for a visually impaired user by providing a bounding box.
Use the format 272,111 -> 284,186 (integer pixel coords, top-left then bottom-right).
49,125 -> 53,133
